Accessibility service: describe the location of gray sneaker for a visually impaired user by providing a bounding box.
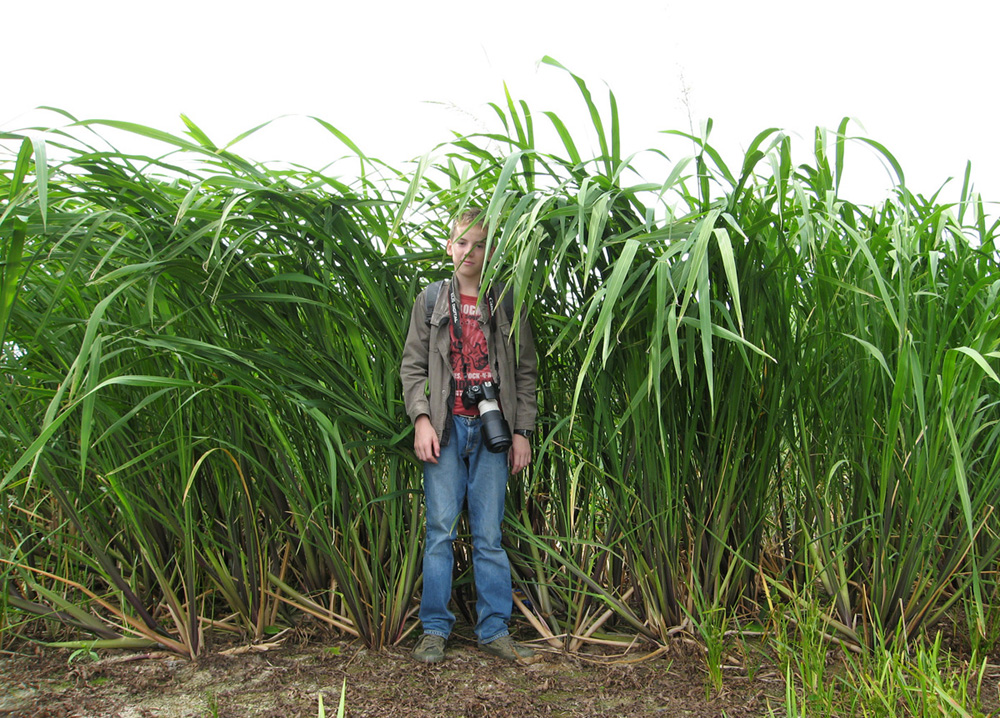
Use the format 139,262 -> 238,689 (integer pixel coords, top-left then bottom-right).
412,634 -> 446,663
477,635 -> 535,661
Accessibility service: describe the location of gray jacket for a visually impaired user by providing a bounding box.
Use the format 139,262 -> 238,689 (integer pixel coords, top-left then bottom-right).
400,277 -> 537,445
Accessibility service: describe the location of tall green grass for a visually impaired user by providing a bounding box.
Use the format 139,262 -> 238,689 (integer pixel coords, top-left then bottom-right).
2,59 -> 998,691
1,114 -> 427,652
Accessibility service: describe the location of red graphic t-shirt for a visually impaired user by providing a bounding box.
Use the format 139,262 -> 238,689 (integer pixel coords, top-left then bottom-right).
451,294 -> 494,415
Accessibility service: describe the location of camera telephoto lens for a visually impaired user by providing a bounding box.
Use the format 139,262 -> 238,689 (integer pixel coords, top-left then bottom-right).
479,404 -> 512,453
461,382 -> 513,453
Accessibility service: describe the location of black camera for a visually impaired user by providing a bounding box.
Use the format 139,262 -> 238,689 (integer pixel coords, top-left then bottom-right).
461,381 -> 512,453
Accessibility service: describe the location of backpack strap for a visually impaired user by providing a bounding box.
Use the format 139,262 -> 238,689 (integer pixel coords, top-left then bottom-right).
497,286 -> 515,324
424,279 -> 446,325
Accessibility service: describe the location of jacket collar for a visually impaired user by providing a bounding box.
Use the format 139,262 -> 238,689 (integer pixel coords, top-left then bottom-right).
431,275 -> 497,326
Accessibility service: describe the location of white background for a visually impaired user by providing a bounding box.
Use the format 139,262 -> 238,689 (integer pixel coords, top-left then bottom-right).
4,0 -> 998,211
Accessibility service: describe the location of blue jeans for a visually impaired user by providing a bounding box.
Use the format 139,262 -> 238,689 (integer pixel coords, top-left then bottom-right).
420,415 -> 511,643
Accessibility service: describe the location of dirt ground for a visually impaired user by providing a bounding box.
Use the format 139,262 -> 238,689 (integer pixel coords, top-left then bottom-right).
0,626 -> 785,718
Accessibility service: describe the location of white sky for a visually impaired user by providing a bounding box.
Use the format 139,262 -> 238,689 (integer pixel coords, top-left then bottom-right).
4,0 -> 998,212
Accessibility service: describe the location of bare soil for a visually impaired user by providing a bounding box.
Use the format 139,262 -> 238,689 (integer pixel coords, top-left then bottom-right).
0,627 -> 784,718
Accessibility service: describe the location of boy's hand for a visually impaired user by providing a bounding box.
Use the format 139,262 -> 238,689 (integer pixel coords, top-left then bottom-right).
414,415 -> 440,464
509,433 -> 531,474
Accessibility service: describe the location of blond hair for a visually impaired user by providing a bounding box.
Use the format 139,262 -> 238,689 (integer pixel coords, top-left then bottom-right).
450,208 -> 486,241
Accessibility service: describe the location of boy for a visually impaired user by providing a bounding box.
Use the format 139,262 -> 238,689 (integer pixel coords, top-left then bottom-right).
400,209 -> 537,662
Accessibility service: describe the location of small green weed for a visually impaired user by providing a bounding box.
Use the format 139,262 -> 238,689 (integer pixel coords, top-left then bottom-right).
67,646 -> 99,665
318,678 -> 347,718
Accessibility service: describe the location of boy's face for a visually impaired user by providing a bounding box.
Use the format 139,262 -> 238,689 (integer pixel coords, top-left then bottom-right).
446,222 -> 488,287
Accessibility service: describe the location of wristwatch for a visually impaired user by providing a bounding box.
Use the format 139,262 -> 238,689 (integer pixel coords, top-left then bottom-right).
513,429 -> 534,440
